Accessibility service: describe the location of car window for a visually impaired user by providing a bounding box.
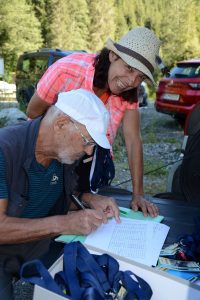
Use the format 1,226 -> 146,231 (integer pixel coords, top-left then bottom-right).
195,65 -> 200,76
170,64 -> 200,78
17,56 -> 48,77
34,57 -> 49,75
22,58 -> 30,73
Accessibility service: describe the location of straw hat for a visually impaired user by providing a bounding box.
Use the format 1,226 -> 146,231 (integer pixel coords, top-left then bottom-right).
106,26 -> 161,85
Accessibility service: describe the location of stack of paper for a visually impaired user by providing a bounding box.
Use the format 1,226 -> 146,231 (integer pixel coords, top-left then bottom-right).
158,257 -> 200,272
85,217 -> 169,267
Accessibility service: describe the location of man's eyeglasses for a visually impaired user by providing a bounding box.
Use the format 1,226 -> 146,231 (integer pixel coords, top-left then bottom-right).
71,120 -> 96,147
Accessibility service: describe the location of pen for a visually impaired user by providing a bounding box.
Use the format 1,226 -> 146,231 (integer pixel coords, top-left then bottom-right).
119,209 -> 128,215
72,194 -> 86,210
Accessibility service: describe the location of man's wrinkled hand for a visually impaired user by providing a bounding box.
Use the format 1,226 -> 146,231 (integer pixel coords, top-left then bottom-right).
63,209 -> 105,235
82,193 -> 120,223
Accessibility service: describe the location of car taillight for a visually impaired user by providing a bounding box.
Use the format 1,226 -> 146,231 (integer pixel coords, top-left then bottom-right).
188,83 -> 200,89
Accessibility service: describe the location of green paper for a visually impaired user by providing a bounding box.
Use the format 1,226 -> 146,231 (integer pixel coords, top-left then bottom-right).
120,208 -> 164,222
55,207 -> 164,244
55,234 -> 86,243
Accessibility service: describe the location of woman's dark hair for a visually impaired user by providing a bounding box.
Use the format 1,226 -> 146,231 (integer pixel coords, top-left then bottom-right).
93,48 -> 138,104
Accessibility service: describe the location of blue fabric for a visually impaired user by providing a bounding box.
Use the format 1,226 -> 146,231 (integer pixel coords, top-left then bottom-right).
21,259 -> 67,298
0,117 -> 76,217
90,146 -> 115,192
0,149 -> 64,219
21,242 -> 153,300
0,117 -> 43,216
0,150 -> 8,199
176,216 -> 200,262
22,158 -> 63,218
0,266 -> 14,300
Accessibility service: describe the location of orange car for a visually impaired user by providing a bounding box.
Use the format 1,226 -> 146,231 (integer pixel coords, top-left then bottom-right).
155,58 -> 200,123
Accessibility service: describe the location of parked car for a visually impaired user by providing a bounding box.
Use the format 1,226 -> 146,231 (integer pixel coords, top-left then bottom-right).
155,58 -> 200,123
16,48 -> 85,108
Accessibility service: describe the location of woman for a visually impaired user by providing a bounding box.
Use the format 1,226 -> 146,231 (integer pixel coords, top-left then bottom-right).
27,26 -> 161,217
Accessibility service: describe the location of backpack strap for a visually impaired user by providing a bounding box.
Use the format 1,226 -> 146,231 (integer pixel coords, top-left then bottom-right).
93,253 -> 121,293
20,259 -> 67,298
121,270 -> 153,300
60,242 -> 112,299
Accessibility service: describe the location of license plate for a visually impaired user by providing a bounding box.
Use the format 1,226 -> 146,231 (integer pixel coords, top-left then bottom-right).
161,93 -> 180,101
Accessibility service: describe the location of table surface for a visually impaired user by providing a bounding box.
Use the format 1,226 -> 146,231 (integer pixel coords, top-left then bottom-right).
98,187 -> 200,246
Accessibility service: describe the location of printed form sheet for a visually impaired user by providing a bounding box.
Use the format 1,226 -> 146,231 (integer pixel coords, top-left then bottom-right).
85,217 -> 169,266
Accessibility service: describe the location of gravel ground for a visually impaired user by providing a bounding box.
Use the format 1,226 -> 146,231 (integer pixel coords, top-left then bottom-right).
14,102 -> 184,299
112,102 -> 184,194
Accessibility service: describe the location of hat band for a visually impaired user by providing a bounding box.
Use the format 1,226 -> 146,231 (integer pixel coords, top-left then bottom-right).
114,43 -> 154,74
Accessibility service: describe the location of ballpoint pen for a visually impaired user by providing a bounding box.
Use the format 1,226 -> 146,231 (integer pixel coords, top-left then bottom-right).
72,194 -> 86,210
119,209 -> 128,215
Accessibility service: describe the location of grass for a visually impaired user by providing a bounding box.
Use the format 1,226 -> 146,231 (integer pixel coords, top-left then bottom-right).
144,158 -> 168,177
162,137 -> 178,144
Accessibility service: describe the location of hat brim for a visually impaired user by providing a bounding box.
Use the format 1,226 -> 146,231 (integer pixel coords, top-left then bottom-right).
106,38 -> 156,86
86,125 -> 111,149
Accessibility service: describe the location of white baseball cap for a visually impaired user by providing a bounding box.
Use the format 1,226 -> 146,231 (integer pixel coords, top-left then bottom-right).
55,89 -> 110,149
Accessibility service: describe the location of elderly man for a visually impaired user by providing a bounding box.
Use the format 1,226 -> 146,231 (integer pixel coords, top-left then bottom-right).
0,89 -> 120,299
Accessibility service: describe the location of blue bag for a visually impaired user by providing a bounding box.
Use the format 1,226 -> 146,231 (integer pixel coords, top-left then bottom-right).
21,241 -> 153,300
90,146 -> 115,192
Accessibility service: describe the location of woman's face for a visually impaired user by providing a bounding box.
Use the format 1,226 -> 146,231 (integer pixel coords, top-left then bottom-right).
107,52 -> 146,95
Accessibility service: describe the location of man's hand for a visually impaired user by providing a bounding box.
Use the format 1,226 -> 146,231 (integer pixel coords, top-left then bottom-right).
81,193 -> 121,224
61,209 -> 106,235
130,194 -> 159,217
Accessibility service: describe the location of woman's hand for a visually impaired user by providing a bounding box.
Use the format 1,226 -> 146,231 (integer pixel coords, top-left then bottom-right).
130,194 -> 159,217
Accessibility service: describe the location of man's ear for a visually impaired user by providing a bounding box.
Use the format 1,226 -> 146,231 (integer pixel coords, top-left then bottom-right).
54,115 -> 70,132
109,51 -> 119,63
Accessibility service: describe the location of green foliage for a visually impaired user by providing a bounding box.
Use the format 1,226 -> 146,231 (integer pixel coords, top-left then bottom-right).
27,0 -> 51,46
87,0 -> 116,51
0,0 -> 199,80
46,0 -> 89,50
114,0 -> 129,40
0,0 -> 43,75
159,0 -> 200,67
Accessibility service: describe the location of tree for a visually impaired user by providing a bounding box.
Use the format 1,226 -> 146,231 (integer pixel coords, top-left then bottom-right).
47,0 -> 89,50
159,0 -> 200,67
87,0 -> 116,51
0,0 -> 199,80
0,0 -> 42,79
27,0 -> 52,46
114,0 -> 129,40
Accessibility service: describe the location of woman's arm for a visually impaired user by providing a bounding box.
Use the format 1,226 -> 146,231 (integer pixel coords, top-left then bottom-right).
122,109 -> 159,217
27,92 -> 51,119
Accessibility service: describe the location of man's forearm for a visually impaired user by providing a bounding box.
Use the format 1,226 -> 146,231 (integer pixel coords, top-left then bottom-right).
0,208 -> 105,244
0,215 -> 63,244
